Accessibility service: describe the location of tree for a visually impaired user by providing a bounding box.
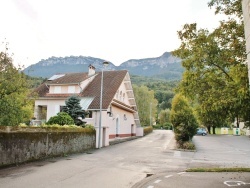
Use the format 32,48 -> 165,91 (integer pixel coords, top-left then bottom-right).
155,90 -> 174,110
159,109 -> 171,125
62,95 -> 88,126
170,94 -> 198,143
133,85 -> 158,126
0,45 -> 33,126
208,0 -> 250,128
172,0 -> 249,132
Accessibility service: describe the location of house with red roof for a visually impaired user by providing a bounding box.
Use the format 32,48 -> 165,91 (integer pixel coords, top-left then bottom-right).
33,65 -> 143,147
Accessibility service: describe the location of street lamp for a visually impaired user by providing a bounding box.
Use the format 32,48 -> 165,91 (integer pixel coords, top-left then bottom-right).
98,61 -> 109,149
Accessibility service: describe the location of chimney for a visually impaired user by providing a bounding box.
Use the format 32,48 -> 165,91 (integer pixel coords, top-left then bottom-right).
88,64 -> 96,76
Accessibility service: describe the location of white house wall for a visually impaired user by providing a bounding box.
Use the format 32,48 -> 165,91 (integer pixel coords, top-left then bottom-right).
115,80 -> 130,105
35,99 -> 66,121
84,106 -> 136,140
48,76 -> 97,94
108,106 -> 136,138
49,85 -> 80,94
242,0 -> 250,81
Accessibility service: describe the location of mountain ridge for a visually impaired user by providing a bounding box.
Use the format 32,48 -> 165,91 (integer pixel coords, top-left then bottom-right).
23,52 -> 183,80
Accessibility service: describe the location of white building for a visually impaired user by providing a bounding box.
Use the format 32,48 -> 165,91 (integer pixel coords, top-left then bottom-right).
33,65 -> 143,148
242,0 -> 250,81
242,0 -> 250,136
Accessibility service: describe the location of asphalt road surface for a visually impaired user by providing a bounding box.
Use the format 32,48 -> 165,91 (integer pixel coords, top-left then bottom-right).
133,134 -> 250,188
0,130 -> 250,188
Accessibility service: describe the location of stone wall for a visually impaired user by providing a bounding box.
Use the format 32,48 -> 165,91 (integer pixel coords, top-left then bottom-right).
0,129 -> 95,167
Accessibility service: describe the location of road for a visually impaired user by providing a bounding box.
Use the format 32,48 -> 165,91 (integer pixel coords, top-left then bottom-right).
0,131 -> 250,188
0,130 -> 182,188
134,134 -> 250,188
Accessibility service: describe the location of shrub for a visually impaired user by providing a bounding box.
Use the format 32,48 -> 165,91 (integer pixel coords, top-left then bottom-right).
19,123 -> 27,127
46,112 -> 74,126
144,126 -> 153,135
153,123 -> 173,130
177,140 -> 196,150
170,94 -> 198,142
85,124 -> 95,130
153,124 -> 162,129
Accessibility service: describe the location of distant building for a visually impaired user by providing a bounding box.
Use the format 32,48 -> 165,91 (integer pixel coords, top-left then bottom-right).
242,0 -> 250,81
33,65 -> 143,148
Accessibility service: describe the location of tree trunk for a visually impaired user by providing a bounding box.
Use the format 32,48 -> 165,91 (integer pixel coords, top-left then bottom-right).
207,125 -> 211,134
212,126 -> 216,134
236,116 -> 240,128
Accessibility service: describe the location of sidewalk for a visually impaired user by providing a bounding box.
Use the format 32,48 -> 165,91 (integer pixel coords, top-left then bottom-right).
109,136 -> 141,145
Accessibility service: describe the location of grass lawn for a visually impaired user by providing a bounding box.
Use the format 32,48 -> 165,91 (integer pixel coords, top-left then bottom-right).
186,167 -> 250,172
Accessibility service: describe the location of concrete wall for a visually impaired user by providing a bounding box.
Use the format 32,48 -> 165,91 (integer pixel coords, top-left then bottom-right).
0,130 -> 95,167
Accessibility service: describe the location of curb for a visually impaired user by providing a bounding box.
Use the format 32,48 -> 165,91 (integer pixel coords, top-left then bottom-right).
109,136 -> 141,145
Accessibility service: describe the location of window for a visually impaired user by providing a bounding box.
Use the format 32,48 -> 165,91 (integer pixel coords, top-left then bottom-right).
86,111 -> 93,118
68,86 -> 75,93
119,91 -> 122,100
54,86 -> 61,93
123,93 -> 125,101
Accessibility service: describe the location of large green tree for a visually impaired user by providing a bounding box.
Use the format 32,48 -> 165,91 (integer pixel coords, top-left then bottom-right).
0,47 -> 33,126
172,0 -> 249,132
133,85 -> 158,126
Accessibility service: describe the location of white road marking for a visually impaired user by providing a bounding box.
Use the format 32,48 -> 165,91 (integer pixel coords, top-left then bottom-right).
224,181 -> 250,187
177,172 -> 186,175
154,179 -> 162,184
165,175 -> 173,178
147,186 -> 154,188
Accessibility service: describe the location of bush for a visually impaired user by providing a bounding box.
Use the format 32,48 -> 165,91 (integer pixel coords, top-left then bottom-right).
153,122 -> 173,130
46,112 -> 74,126
170,94 -> 198,142
84,124 -> 95,130
177,140 -> 195,150
144,126 -> 153,135
153,124 -> 162,129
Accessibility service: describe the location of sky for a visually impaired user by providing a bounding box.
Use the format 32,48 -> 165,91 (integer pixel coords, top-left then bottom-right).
0,0 -> 225,67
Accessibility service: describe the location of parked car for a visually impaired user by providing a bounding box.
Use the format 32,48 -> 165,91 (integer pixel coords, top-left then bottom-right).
196,128 -> 207,136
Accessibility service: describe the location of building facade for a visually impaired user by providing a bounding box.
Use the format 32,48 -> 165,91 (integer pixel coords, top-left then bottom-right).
33,65 -> 143,148
242,0 -> 250,81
